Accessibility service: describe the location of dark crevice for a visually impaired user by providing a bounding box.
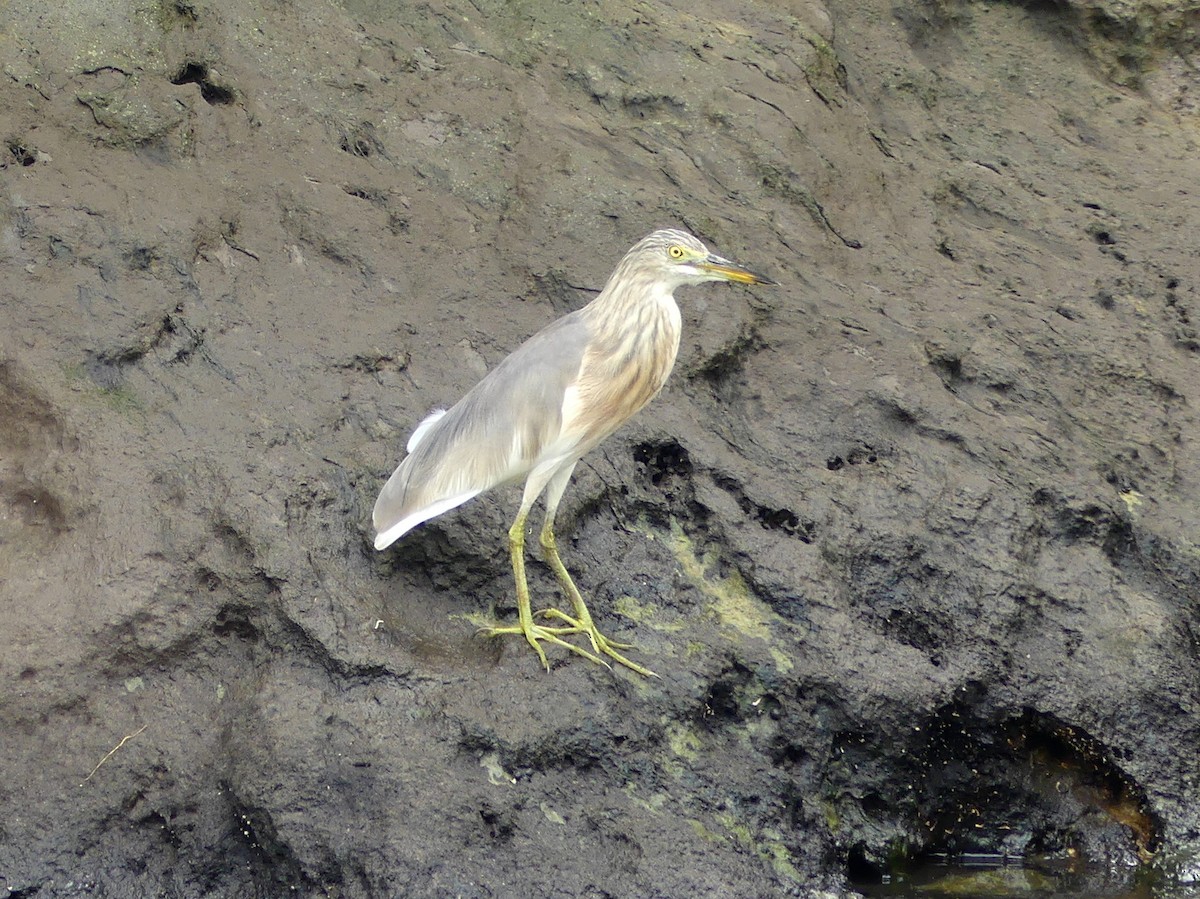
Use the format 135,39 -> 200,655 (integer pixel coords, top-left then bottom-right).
633,440 -> 692,486
338,121 -> 384,158
171,61 -> 236,105
826,444 -> 879,472
842,704 -> 1159,889
712,472 -> 816,542
7,139 -> 37,166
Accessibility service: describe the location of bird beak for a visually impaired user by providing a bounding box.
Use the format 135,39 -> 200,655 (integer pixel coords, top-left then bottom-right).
698,253 -> 776,286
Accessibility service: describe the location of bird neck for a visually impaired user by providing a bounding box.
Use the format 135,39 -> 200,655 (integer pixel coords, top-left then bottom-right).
581,273 -> 683,400
587,271 -> 681,342
562,270 -> 684,447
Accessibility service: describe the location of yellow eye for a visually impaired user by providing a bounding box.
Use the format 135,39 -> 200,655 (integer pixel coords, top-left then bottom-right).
668,245 -> 685,259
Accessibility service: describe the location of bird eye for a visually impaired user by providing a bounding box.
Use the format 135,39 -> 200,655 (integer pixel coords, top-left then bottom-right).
668,245 -> 685,259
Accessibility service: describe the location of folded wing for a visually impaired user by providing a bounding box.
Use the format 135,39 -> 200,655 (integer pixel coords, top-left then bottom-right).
372,310 -> 592,550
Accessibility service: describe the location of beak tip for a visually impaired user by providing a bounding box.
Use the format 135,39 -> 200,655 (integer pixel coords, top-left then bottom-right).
702,258 -> 775,286
738,270 -> 775,286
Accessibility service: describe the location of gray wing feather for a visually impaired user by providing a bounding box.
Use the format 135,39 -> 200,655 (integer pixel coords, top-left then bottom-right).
373,309 -> 592,546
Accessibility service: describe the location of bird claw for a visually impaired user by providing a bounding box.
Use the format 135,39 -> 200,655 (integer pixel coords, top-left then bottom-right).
534,608 -> 636,650
483,611 -> 656,677
480,621 -> 609,671
532,608 -> 654,676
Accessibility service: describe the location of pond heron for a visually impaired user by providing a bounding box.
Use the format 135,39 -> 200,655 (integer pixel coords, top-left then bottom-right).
373,229 -> 773,676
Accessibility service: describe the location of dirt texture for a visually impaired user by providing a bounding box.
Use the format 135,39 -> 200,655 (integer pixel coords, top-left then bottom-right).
2,0 -> 1199,896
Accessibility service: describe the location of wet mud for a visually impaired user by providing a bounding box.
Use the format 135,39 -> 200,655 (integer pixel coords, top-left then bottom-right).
2,0 -> 1199,895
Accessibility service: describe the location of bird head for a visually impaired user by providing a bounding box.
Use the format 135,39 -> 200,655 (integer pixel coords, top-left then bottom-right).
633,228 -> 775,289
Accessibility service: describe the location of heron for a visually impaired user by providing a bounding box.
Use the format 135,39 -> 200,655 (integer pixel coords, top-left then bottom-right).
373,229 -> 773,676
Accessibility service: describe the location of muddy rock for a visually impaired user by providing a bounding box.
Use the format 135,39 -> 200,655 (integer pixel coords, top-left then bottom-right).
2,0 -> 1198,896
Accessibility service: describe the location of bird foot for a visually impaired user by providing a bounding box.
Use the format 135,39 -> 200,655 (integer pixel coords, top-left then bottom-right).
479,621 -> 608,672
533,608 -> 657,678
480,611 -> 656,677
534,608 -> 634,649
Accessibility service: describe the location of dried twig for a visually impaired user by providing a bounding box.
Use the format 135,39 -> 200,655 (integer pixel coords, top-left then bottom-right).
80,724 -> 148,786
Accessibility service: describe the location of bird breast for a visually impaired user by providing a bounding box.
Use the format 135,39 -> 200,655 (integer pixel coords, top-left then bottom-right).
564,285 -> 682,448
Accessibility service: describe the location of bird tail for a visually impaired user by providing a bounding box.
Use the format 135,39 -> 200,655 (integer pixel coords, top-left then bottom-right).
372,487 -> 482,550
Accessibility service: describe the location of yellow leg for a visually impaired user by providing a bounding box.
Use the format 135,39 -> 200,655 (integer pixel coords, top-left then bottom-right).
480,461 -> 657,677
536,522 -> 657,678
479,508 -> 606,671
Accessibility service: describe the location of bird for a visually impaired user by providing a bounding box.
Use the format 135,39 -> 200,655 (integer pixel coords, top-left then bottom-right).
373,228 -> 773,676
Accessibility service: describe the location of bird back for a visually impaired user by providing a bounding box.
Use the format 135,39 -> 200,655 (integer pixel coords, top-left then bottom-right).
372,310 -> 593,549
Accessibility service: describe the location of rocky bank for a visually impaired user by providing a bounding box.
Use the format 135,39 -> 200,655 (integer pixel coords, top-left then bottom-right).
2,0 -> 1199,896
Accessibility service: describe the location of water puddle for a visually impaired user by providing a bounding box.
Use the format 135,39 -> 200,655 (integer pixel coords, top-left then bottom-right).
855,852 -> 1200,899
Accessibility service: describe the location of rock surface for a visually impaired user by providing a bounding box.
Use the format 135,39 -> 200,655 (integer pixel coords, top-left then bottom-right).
2,0 -> 1198,896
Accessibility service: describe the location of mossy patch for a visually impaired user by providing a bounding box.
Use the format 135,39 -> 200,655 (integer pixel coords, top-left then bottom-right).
715,813 -> 803,883
63,363 -> 146,416
663,518 -> 793,673
1119,489 -> 1143,515
665,721 -> 703,761
614,594 -> 685,632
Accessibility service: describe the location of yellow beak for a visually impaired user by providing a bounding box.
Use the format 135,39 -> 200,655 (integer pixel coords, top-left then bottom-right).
699,254 -> 776,285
